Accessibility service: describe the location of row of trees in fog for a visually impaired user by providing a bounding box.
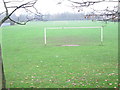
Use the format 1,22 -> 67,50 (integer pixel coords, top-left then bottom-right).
0,12 -> 109,24
43,13 -> 94,21
1,13 -> 118,25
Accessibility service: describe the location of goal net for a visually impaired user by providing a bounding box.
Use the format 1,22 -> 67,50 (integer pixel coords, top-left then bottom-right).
44,26 -> 103,46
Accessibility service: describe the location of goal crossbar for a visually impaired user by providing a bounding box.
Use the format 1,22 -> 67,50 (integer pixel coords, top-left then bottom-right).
44,26 -> 103,45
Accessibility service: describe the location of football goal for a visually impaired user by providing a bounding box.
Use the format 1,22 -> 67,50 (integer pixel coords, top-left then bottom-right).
44,26 -> 104,46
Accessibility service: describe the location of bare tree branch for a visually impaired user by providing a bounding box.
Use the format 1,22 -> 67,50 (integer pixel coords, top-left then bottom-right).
68,0 -> 102,7
61,0 -> 119,22
2,0 -> 9,16
9,17 -> 27,25
88,5 -> 119,21
0,0 -> 42,26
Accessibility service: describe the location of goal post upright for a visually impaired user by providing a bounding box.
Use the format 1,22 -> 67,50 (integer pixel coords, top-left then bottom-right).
100,26 -> 104,45
44,28 -> 47,45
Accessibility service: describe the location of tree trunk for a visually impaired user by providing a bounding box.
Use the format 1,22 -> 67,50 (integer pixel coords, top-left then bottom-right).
0,44 -> 6,89
0,24 -> 6,89
0,15 -> 13,89
0,16 -> 9,26
0,44 -> 2,89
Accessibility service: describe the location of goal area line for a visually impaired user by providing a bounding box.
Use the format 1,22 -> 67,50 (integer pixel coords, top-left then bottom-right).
44,26 -> 104,45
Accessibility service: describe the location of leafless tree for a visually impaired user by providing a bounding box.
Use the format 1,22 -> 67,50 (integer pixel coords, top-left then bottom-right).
0,0 -> 41,89
0,0 -> 42,26
86,6 -> 119,22
58,0 -> 119,22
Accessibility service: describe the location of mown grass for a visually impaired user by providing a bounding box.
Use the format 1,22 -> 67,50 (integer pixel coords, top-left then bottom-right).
2,21 -> 118,88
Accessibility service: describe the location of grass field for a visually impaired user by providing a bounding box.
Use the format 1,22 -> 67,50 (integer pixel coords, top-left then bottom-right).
1,20 -> 118,88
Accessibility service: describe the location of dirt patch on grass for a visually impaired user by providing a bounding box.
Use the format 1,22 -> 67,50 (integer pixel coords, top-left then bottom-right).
61,44 -> 80,46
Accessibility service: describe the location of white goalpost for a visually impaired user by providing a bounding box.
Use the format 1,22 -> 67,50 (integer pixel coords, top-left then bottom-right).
44,26 -> 104,45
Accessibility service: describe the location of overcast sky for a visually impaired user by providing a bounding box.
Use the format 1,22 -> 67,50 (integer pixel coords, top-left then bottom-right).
0,0 -> 118,16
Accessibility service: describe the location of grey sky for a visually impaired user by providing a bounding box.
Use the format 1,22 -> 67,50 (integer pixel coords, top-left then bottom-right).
0,0 -> 118,16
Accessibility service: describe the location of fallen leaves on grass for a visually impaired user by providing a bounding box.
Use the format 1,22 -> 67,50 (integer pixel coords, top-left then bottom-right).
95,73 -> 102,75
21,81 -> 24,83
108,73 -> 115,76
25,77 -> 28,80
96,82 -> 98,83
10,82 -> 13,85
82,84 -> 85,86
31,76 -> 36,78
66,79 -> 71,82
72,83 -> 77,86
83,73 -> 86,76
118,83 -> 120,86
29,86 -> 34,88
105,79 -> 108,81
49,79 -> 52,82
109,83 -> 112,85
96,85 -> 100,88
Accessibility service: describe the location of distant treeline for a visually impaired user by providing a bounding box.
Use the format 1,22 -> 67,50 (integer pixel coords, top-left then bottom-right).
0,12 -> 118,26
0,12 -> 100,22
43,12 -> 88,21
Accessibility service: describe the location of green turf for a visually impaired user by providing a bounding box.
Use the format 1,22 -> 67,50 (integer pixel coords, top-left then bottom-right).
1,21 -> 118,88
